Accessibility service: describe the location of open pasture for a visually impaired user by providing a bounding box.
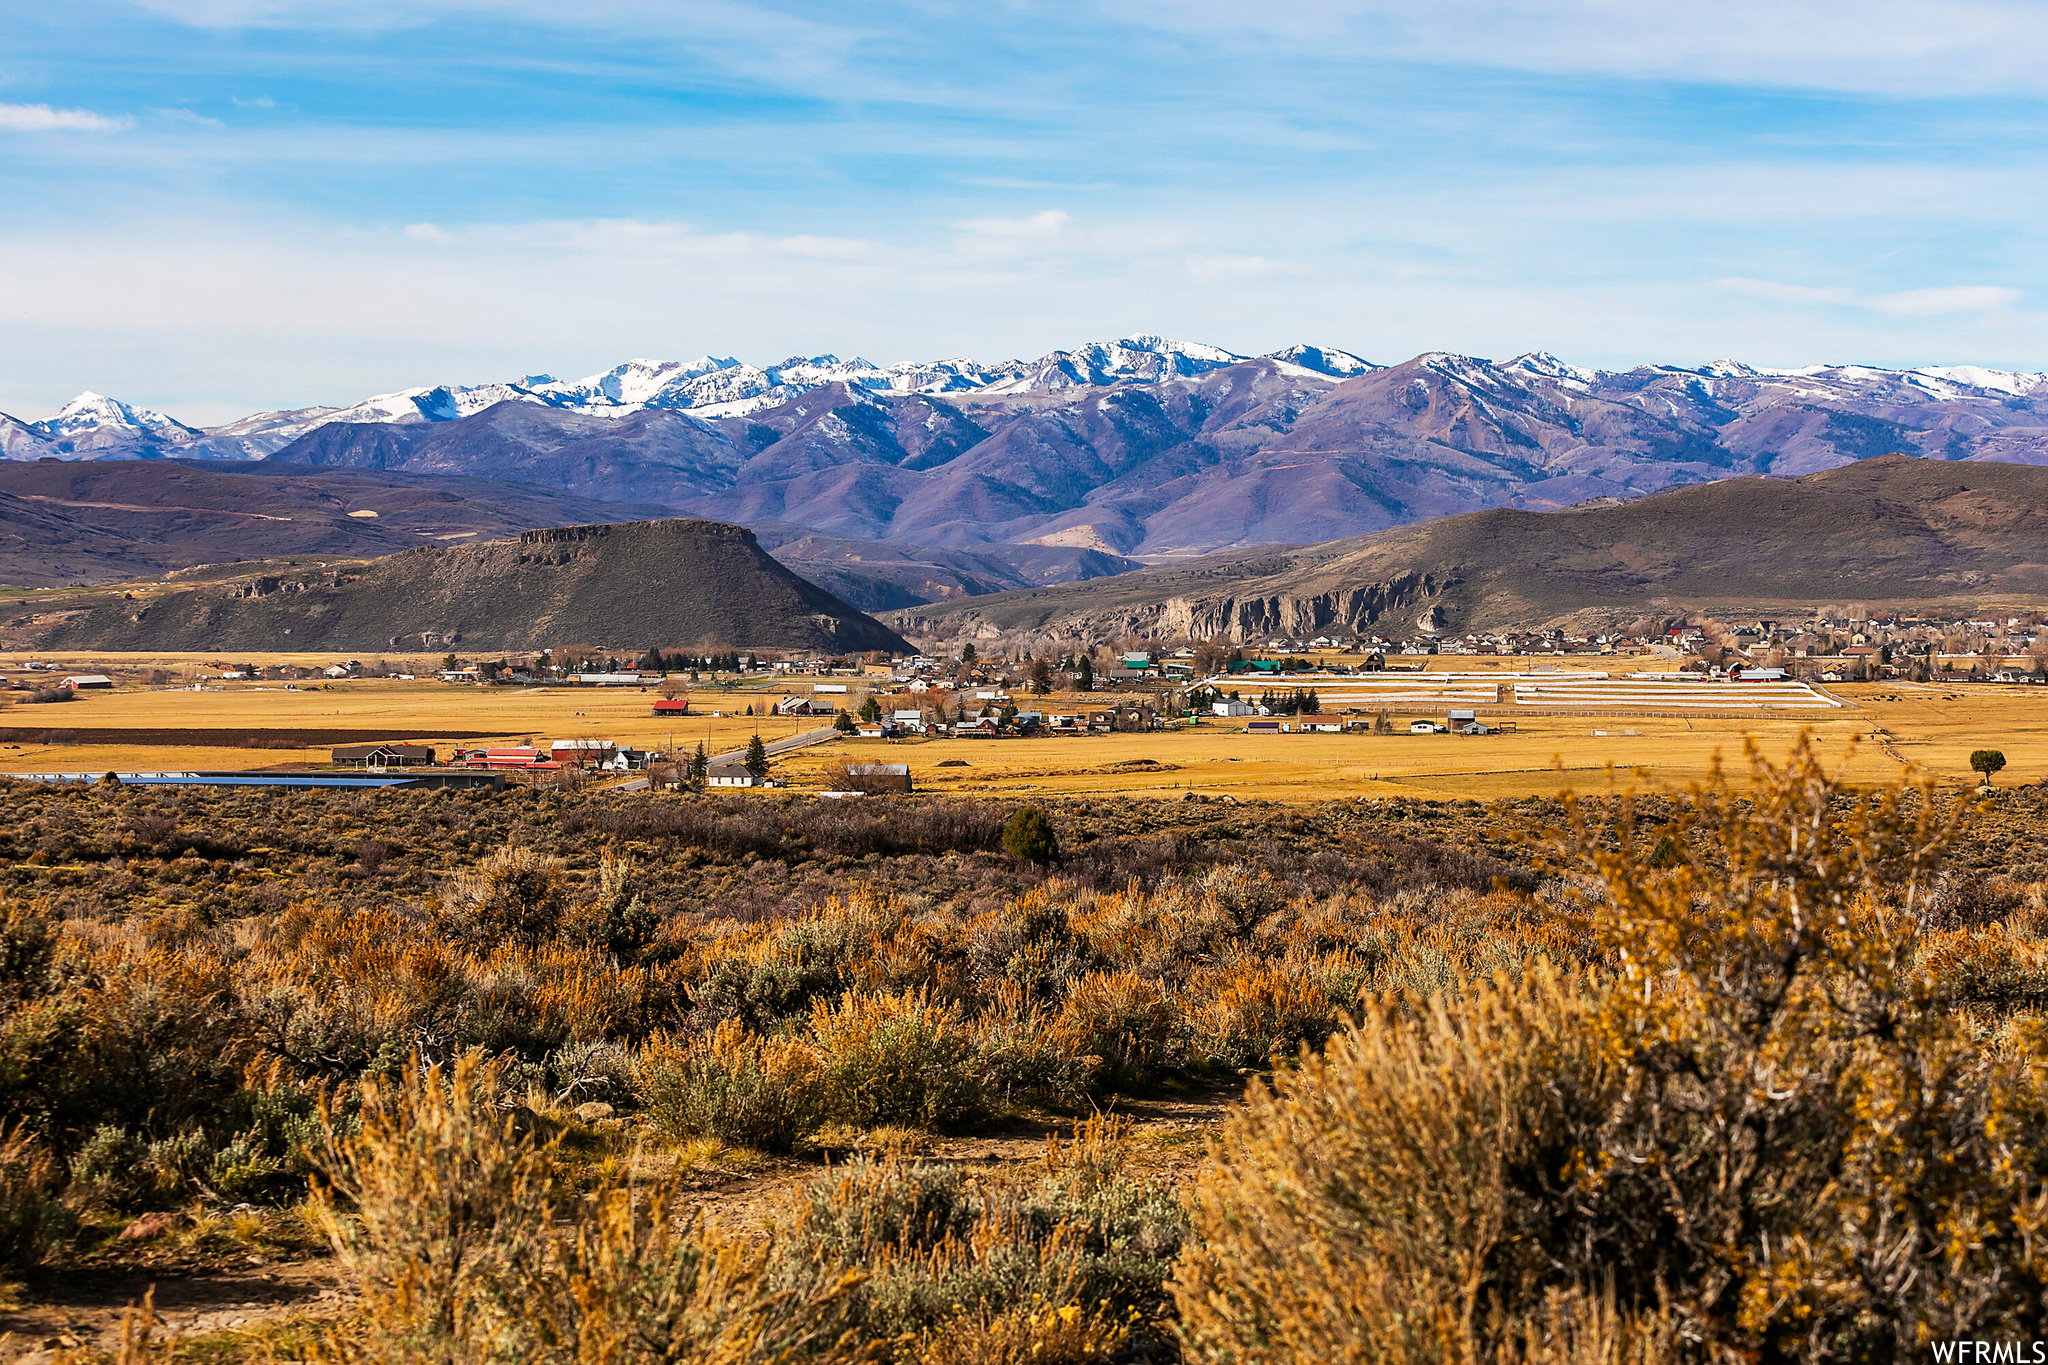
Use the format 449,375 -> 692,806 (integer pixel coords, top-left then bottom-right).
783,716 -> 1892,802
0,676 -> 831,775
3,659 -> 2043,800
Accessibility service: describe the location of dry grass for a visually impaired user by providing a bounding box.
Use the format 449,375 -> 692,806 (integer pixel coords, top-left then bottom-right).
7,653 -> 2043,800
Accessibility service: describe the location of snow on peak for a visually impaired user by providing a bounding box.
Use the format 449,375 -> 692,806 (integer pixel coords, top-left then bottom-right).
1911,365 -> 2048,398
1266,344 -> 1378,377
1503,351 -> 1596,386
35,391 -> 195,438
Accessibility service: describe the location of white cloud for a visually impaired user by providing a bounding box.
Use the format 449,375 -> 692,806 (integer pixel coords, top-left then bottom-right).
1719,277 -> 2020,315
150,107 -> 227,128
0,103 -> 131,133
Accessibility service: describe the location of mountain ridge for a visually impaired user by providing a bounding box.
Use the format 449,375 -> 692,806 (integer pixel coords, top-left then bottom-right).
38,518 -> 909,655
10,336 -> 2048,560
881,455 -> 2048,643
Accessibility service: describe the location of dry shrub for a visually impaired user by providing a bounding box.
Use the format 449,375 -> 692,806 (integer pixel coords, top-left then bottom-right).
1174,739 -> 2048,1362
1052,969 -> 1178,1089
806,988 -> 984,1129
1182,952 -> 1345,1071
310,1050 -> 867,1364
0,1121 -> 71,1272
635,1020 -> 825,1153
440,845 -> 570,944
781,1115 -> 1184,1361
1174,964 -> 1611,1364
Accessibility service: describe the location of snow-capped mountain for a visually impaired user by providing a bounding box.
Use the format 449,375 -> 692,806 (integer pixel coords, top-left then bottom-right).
6,339 -> 2048,559
0,336 -> 1381,459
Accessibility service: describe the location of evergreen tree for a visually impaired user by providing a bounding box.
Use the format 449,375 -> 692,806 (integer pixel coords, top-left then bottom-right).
1077,654 -> 1094,691
744,733 -> 770,781
689,742 -> 709,788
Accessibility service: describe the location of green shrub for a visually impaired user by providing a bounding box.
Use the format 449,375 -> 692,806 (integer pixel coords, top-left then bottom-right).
67,1123 -> 145,1209
634,1021 -> 824,1154
1001,808 -> 1059,866
0,1123 -> 72,1273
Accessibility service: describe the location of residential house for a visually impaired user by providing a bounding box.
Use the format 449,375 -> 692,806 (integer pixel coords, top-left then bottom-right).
331,742 -> 436,767
707,765 -> 759,788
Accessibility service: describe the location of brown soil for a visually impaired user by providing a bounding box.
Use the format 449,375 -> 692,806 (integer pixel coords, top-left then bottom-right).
0,1256 -> 345,1361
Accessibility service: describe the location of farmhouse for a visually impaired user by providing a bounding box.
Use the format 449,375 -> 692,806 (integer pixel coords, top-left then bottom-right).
1092,705 -> 1159,733
777,695 -> 814,716
331,742 -> 436,767
707,765 -> 759,788
652,697 -> 691,716
551,739 -> 618,767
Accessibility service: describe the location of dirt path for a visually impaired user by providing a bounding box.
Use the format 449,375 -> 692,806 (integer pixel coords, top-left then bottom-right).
672,1082 -> 1242,1234
0,1254 -> 346,1361
0,1084 -> 1242,1360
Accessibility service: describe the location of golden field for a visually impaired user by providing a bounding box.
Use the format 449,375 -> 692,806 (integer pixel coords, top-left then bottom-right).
3,653 -> 2043,797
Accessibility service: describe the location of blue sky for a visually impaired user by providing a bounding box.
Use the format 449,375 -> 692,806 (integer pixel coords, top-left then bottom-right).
4,0 -> 2046,423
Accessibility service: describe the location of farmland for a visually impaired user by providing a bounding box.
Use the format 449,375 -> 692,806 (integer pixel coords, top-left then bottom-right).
3,652 -> 2043,799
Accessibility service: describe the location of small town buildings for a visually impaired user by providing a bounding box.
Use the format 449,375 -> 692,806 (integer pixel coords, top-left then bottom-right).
332,742 -> 436,767
776,695 -> 814,716
1410,720 -> 1445,734
60,674 -> 114,689
707,765 -> 759,787
1093,705 -> 1158,733
652,697 -> 691,716
1212,699 -> 1254,717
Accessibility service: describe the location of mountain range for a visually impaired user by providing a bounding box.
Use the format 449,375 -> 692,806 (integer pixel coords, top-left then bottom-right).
882,455 -> 2048,643
8,336 -> 2048,559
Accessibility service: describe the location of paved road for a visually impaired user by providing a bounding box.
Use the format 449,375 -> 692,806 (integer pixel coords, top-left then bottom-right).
712,725 -> 842,765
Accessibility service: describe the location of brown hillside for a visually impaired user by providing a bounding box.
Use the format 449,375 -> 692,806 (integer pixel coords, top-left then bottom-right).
40,518 -> 908,654
885,455 -> 2048,641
